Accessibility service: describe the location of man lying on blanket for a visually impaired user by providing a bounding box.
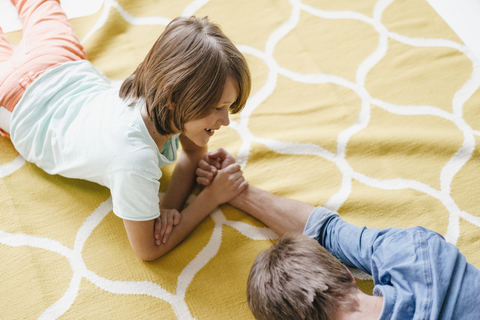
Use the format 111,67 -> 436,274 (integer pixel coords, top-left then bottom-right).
194,148 -> 480,320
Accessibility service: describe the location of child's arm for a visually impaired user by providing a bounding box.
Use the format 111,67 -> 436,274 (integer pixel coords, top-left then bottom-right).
161,133 -> 207,212
154,147 -> 238,245
123,163 -> 247,261
153,208 -> 181,246
196,148 -> 236,186
154,133 -> 206,245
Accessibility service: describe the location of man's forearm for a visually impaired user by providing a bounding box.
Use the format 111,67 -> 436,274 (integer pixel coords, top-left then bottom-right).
228,186 -> 314,235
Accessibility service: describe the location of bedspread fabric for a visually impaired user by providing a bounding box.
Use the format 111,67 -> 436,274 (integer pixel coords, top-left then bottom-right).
1,0 -> 479,319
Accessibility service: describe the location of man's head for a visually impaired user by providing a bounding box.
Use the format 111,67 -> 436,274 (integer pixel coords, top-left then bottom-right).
247,233 -> 359,320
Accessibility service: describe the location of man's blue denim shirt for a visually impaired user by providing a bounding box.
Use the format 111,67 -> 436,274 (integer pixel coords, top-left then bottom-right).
303,207 -> 480,320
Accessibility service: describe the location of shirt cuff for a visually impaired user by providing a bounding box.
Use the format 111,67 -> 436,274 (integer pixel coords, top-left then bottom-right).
303,207 -> 339,239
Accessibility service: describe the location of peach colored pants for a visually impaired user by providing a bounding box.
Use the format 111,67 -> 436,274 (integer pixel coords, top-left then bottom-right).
0,0 -> 86,137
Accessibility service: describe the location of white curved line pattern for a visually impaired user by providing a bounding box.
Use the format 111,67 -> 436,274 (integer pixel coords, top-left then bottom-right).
0,155 -> 25,178
233,0 -> 479,244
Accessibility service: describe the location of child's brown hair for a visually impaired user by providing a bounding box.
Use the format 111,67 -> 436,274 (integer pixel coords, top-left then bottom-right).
120,16 -> 251,135
247,233 -> 359,320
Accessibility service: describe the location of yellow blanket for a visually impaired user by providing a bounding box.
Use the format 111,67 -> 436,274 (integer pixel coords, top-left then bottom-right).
1,0 -> 479,318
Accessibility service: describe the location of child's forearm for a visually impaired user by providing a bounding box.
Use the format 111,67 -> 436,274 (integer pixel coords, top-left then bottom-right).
125,188 -> 220,261
161,148 -> 205,211
129,163 -> 247,260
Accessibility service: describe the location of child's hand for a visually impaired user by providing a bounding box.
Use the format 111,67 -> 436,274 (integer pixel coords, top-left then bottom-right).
154,209 -> 181,245
204,163 -> 248,205
196,148 -> 236,186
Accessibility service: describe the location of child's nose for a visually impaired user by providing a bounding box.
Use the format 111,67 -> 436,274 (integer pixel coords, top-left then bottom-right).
218,108 -> 230,126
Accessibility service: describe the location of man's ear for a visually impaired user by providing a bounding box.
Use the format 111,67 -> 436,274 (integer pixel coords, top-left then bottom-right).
345,266 -> 356,285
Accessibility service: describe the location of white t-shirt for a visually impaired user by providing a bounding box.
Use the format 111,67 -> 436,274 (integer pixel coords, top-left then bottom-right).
11,60 -> 179,221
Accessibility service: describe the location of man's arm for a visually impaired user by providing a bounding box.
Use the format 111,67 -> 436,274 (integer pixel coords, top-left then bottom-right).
228,186 -> 314,236
196,148 -> 314,235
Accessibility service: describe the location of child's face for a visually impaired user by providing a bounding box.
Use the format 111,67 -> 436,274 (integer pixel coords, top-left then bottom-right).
183,78 -> 238,146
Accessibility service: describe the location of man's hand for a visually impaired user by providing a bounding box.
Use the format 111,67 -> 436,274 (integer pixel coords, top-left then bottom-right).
154,209 -> 181,245
196,148 -> 236,186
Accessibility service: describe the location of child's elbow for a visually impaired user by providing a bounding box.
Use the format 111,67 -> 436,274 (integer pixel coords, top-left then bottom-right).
138,254 -> 158,262
133,246 -> 169,262
136,251 -> 160,262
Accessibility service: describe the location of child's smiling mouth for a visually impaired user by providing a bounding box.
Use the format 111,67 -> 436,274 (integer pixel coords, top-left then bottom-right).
205,128 -> 214,136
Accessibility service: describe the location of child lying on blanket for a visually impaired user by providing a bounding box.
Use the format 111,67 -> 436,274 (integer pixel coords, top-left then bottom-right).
0,0 -> 250,261
195,148 -> 480,320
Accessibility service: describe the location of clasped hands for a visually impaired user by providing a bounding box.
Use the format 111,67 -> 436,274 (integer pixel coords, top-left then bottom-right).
154,148 -> 248,245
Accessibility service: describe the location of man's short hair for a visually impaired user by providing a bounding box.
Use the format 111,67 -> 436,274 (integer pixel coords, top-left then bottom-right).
247,233 -> 359,320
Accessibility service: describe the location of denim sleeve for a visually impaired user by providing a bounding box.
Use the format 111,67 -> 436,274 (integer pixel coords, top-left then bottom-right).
303,207 -> 381,275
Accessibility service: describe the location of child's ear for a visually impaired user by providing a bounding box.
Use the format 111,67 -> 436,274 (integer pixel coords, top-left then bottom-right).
168,102 -> 176,110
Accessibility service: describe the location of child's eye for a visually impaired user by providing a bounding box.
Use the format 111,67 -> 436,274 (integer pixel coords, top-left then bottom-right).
216,107 -> 223,111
